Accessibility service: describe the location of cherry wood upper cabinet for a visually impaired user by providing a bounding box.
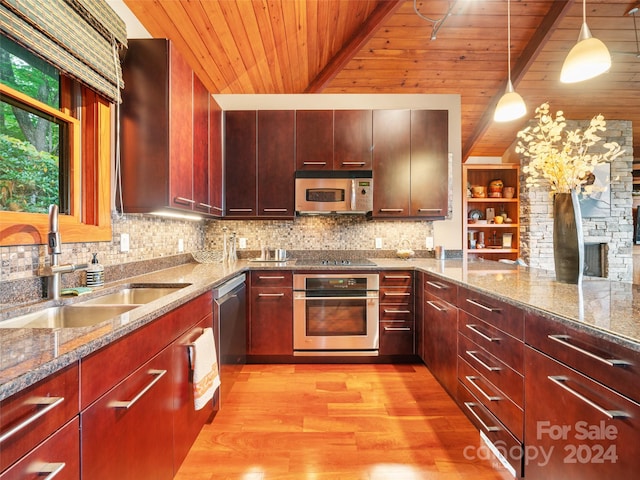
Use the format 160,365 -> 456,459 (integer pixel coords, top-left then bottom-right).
120,39 -> 219,217
372,109 -> 411,218
208,100 -> 223,217
258,111 -> 295,217
334,110 -> 372,170
296,110 -> 333,170
224,110 -> 257,217
410,110 -> 449,218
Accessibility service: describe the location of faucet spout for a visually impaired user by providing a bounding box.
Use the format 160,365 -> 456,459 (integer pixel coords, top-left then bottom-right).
48,204 -> 61,260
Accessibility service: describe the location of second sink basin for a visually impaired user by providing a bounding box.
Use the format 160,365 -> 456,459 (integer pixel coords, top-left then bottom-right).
0,305 -> 137,329
80,287 -> 186,305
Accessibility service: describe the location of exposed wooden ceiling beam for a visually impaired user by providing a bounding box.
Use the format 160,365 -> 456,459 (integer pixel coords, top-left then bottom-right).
462,0 -> 574,161
305,0 -> 405,93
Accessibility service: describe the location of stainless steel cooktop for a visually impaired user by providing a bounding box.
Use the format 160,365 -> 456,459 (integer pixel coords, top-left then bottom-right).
295,258 -> 377,267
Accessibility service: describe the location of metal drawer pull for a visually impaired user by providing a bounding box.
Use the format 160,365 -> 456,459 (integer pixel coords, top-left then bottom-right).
418,208 -> 442,212
28,462 -> 66,480
303,161 -> 327,165
466,350 -> 501,372
259,276 -> 285,280
384,292 -> 411,296
463,402 -> 500,432
466,298 -> 501,313
384,275 -> 411,279
426,300 -> 447,312
0,396 -> 64,444
263,208 -> 288,212
258,293 -> 285,297
466,376 -> 501,402
426,280 -> 447,290
384,309 -> 411,314
173,196 -> 195,205
110,369 -> 167,409
384,327 -> 411,331
341,161 -> 366,166
212,206 -> 223,212
228,208 -> 253,212
547,335 -> 631,367
298,296 -> 375,301
379,208 -> 404,212
198,202 -> 213,209
466,324 -> 500,343
548,376 -> 628,419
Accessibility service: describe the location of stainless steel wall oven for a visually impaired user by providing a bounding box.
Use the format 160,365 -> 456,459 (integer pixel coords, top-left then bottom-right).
293,273 -> 379,356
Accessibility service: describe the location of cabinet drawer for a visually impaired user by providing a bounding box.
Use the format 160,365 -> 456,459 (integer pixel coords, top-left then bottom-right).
458,382 -> 523,477
459,357 -> 523,440
0,417 -> 80,480
525,312 -> 640,403
459,310 -> 523,374
379,271 -> 413,287
458,332 -> 523,406
424,274 -> 457,305
380,304 -> 413,322
379,320 -> 414,355
0,362 -> 79,471
80,293 -> 212,409
380,286 -> 413,304
458,287 -> 523,340
251,271 -> 292,287
525,347 -> 640,479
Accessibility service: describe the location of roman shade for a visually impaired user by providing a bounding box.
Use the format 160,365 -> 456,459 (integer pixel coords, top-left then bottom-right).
0,0 -> 127,103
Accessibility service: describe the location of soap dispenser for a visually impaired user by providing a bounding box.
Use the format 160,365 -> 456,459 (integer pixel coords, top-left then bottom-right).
86,253 -> 105,287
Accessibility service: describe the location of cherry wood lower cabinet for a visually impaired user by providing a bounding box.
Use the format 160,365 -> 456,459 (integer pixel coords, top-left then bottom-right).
248,271 -> 293,356
0,417 -> 80,480
524,346 -> 640,479
0,363 -> 79,475
378,271 -> 414,356
81,347 -> 174,480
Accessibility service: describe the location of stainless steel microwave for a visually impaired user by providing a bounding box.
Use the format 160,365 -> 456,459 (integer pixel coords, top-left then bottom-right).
295,172 -> 373,215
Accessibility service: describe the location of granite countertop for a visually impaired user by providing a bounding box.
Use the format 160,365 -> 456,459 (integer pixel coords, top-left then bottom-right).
1,257 -> 639,401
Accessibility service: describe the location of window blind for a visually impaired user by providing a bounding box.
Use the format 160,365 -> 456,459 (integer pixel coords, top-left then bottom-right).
0,0 -> 127,103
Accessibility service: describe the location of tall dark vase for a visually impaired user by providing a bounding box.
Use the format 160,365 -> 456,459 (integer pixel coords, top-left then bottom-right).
553,190 -> 584,284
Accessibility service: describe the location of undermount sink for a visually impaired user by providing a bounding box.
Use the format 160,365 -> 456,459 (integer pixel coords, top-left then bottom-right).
0,305 -> 137,329
80,286 -> 186,305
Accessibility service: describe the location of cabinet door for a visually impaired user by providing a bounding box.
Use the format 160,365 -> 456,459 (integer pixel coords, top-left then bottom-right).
81,347 -> 173,480
225,110 -> 257,216
410,110 -> 449,218
208,101 -> 223,216
249,287 -> 293,355
193,73 -> 210,213
258,110 -> 295,217
423,291 -> 458,396
334,110 -> 372,170
0,418 -> 80,480
172,315 -> 214,472
525,347 -> 640,479
169,45 -> 194,210
372,109 -> 411,217
296,110 -> 333,170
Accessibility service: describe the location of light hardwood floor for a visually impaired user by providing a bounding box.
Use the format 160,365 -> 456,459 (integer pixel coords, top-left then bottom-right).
175,363 -> 513,480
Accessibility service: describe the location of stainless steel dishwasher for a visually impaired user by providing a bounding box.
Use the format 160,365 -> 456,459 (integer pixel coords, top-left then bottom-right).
213,274 -> 246,405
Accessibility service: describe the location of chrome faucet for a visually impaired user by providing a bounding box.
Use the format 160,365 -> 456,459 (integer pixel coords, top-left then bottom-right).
39,205 -> 88,300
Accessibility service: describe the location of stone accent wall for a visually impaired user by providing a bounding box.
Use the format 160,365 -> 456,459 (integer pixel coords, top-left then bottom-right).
519,120 -> 634,282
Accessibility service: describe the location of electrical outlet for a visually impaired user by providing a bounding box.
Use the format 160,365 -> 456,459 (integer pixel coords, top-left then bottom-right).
120,233 -> 130,252
178,238 -> 184,252
375,238 -> 383,249
425,236 -> 434,249
239,237 -> 247,249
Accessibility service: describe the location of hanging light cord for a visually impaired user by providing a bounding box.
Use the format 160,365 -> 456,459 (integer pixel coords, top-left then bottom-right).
414,0 -> 459,40
507,0 -> 513,82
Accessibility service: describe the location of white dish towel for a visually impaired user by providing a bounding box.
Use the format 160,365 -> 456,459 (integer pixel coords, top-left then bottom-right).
191,327 -> 220,410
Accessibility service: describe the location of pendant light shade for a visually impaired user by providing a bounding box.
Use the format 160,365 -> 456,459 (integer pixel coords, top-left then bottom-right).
560,2 -> 611,83
494,80 -> 527,122
494,0 -> 526,122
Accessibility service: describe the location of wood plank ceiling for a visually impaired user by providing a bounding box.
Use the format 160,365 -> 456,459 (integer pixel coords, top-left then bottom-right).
123,0 -> 640,160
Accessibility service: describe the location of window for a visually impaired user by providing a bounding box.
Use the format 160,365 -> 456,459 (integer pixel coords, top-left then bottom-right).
0,35 -> 111,246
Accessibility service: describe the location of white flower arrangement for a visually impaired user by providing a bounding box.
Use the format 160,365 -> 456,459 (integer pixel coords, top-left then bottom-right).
516,103 -> 624,194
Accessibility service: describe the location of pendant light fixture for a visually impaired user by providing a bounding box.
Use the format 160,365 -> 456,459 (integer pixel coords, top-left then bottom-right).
560,0 -> 611,83
494,0 -> 526,122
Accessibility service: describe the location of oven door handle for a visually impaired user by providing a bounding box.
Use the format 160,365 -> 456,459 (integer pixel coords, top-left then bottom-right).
295,295 -> 377,301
